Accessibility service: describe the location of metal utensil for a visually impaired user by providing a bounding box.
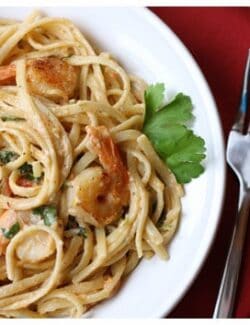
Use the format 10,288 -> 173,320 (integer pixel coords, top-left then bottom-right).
213,50 -> 250,318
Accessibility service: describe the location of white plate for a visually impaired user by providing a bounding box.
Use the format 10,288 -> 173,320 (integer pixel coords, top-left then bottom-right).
0,7 -> 226,318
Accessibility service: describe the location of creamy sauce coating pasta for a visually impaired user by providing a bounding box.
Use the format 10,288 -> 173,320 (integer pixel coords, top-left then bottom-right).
0,11 -> 183,318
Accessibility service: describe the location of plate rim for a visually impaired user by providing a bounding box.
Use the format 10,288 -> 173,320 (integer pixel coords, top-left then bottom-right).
135,7 -> 226,317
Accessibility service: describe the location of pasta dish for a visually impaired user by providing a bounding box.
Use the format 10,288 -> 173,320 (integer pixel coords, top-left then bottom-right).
0,11 -> 204,318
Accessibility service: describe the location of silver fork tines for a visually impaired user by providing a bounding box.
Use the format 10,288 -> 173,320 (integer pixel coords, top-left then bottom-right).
232,49 -> 250,133
214,50 -> 250,318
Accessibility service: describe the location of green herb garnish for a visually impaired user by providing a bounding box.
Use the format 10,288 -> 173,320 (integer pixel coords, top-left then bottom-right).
19,162 -> 43,181
1,222 -> 20,239
33,205 -> 57,226
143,83 -> 206,184
66,215 -> 87,238
0,151 -> 19,165
77,227 -> 87,238
19,162 -> 33,180
1,116 -> 25,122
156,213 -> 166,229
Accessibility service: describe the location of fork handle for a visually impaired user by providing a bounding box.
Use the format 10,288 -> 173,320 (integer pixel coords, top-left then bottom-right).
213,189 -> 250,318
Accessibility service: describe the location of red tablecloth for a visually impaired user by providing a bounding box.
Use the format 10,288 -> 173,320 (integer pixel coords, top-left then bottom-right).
150,7 -> 250,318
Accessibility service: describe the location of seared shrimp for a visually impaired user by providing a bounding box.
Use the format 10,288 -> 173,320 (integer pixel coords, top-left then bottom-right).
85,125 -> 129,205
0,57 -> 78,102
0,64 -> 16,85
0,209 -> 57,262
68,126 -> 130,227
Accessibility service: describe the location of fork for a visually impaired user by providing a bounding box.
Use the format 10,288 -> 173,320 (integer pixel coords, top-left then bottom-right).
213,50 -> 250,318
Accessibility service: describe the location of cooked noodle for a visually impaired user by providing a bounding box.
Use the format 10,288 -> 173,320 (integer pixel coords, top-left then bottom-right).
0,11 -> 183,318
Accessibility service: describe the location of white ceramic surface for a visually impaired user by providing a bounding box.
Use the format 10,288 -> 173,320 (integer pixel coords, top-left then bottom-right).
0,7 -> 226,318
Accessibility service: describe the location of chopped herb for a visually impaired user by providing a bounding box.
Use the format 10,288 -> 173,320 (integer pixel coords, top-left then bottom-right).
0,151 -> 19,165
77,227 -> 87,238
1,116 -> 25,122
19,162 -> 33,179
33,205 -> 57,226
143,83 -> 206,184
65,215 -> 87,238
156,213 -> 166,229
19,162 -> 43,181
1,222 -> 20,239
61,182 -> 71,191
163,224 -> 172,232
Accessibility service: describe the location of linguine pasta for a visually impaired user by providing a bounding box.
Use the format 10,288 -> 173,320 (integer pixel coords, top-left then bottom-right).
0,11 -> 183,318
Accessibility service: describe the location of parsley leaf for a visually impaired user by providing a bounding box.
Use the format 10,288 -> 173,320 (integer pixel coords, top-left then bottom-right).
0,151 -> 19,165
19,162 -> 43,181
33,205 -> 57,226
77,227 -> 87,238
65,215 -> 87,238
144,83 -> 165,115
143,84 -> 206,184
1,222 -> 20,239
1,116 -> 25,122
156,213 -> 166,229
19,163 -> 34,180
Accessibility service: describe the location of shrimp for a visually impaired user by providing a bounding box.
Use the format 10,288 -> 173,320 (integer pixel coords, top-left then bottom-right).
0,57 -> 79,102
0,64 -> 16,85
85,125 -> 129,205
0,209 -> 59,262
1,177 -> 13,197
68,126 -> 130,227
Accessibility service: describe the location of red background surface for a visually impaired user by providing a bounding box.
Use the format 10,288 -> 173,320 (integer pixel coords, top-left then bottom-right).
150,7 -> 250,318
